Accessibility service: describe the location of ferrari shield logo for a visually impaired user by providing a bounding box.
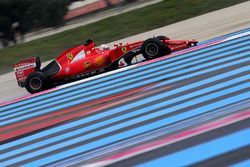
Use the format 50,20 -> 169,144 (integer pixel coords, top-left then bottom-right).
67,53 -> 74,60
121,47 -> 127,53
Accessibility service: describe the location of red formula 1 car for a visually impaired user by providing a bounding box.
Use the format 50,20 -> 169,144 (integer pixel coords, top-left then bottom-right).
13,36 -> 197,93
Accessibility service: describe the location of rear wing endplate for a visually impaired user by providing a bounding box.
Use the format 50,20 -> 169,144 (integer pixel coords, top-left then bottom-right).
13,57 -> 41,87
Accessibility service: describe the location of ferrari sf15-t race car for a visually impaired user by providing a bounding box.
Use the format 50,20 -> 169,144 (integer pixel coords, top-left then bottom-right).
13,36 -> 197,93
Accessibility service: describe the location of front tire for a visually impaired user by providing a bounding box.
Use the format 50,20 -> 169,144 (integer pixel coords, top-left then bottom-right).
25,71 -> 48,94
141,38 -> 170,60
156,35 -> 169,41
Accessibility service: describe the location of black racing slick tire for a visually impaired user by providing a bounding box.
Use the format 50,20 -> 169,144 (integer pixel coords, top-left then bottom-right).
141,38 -> 170,60
156,35 -> 169,41
156,36 -> 171,55
25,71 -> 48,94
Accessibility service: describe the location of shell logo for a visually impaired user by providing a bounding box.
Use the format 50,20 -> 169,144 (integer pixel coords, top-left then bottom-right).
84,62 -> 91,69
95,56 -> 105,66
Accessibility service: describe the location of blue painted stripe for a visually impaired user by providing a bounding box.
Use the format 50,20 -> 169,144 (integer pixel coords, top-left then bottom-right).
1,66 -> 247,151
2,72 -> 248,159
2,36 -> 249,114
231,159 -> 250,167
1,83 -> 248,164
136,128 -> 250,167
199,28 -> 250,45
1,33 -> 249,110
52,100 -> 250,166
1,46 -> 249,125
8,92 -> 249,166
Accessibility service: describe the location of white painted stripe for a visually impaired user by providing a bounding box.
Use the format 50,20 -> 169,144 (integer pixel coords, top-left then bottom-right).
222,31 -> 250,42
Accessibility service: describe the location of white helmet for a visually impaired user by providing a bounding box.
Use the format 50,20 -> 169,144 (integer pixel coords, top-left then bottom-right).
99,44 -> 110,51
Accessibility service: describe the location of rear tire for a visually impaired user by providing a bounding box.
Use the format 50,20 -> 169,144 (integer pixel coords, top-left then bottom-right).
25,71 -> 48,94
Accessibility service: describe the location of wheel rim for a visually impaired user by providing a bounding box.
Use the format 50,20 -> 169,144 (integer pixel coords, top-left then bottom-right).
145,43 -> 159,57
29,77 -> 42,90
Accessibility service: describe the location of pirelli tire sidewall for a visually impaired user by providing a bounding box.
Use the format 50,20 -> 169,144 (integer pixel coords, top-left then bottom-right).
25,71 -> 48,94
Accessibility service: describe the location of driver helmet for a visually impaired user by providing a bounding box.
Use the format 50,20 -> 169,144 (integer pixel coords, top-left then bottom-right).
99,44 -> 110,51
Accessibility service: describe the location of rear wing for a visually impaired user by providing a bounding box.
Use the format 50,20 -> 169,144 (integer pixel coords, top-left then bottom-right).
13,57 -> 41,87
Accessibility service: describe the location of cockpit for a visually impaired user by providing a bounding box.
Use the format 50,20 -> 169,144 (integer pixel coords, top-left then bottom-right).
98,44 -> 110,51
84,39 -> 110,51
